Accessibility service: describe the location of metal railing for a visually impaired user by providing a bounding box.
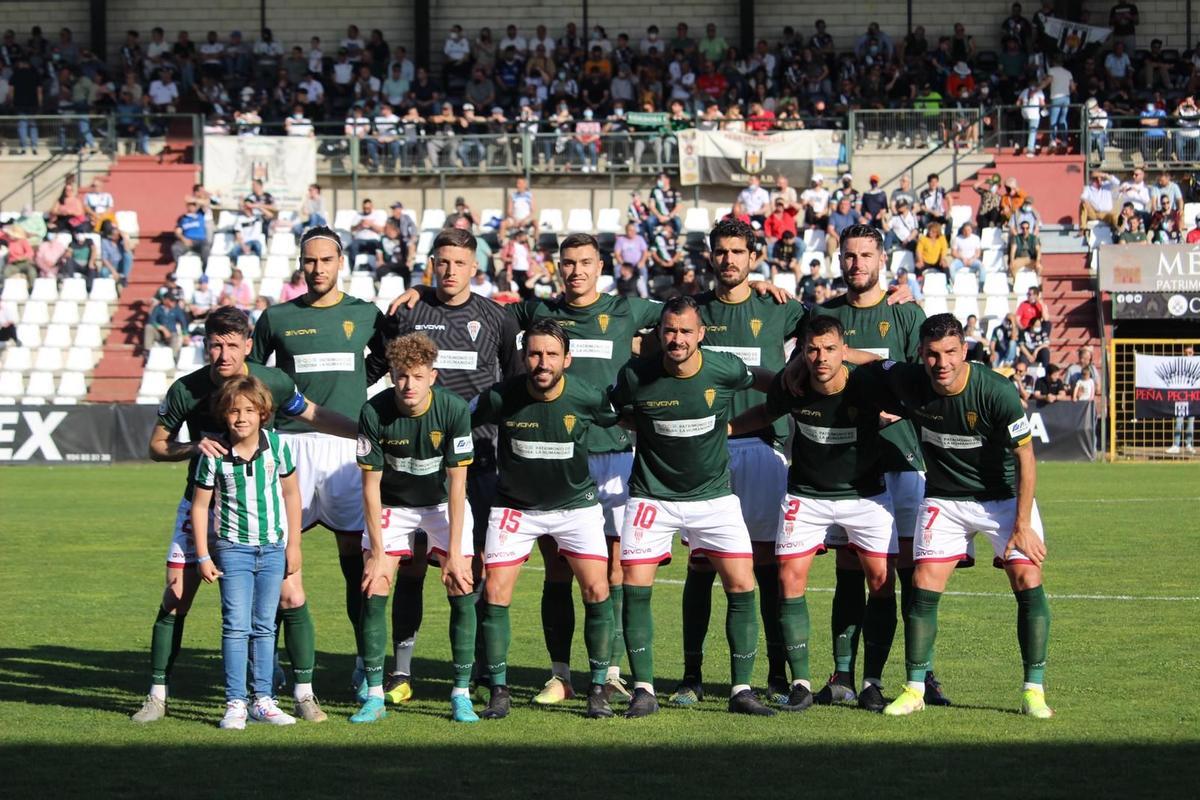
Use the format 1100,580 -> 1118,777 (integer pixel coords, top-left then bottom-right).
851,109 -> 986,153
1084,124 -> 1200,171
0,113 -> 202,159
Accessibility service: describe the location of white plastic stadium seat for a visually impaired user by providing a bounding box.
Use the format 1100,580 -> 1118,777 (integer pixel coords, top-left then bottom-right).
25,370 -> 56,399
566,208 -> 594,233
923,295 -> 949,315
0,371 -> 24,398
333,209 -> 359,231
2,277 -> 30,301
596,274 -> 615,294
16,324 -> 41,348
216,210 -> 239,231
175,254 -> 203,279
1013,270 -> 1040,297
2,347 -> 32,372
983,272 -> 1010,296
348,274 -> 375,301
889,250 -> 915,274
265,255 -> 292,279
269,235 -> 296,256
981,249 -> 1007,274
1089,224 -> 1114,246
539,208 -> 564,233
146,346 -> 175,372
1184,203 -> 1200,232
236,255 -> 262,279
713,206 -> 731,222
59,277 -> 88,302
34,347 -> 64,372
980,227 -> 1005,249
115,209 -> 140,237
950,204 -> 972,233
983,294 -> 1010,319
137,370 -> 169,398
922,272 -> 948,296
952,273 -> 980,297
827,253 -> 842,278
420,209 -> 447,231
19,301 -> 49,325
258,277 -> 283,301
43,324 -> 73,348
30,277 -> 58,302
952,295 -> 980,323
684,207 -> 711,233
90,278 -> 118,302
415,231 -> 435,261
65,347 -> 96,371
378,274 -> 406,301
57,371 -> 87,398
74,324 -> 103,349
51,301 -> 80,325
772,273 -> 798,295
206,255 -> 232,281
176,345 -> 202,372
803,229 -> 827,253
596,208 -> 622,234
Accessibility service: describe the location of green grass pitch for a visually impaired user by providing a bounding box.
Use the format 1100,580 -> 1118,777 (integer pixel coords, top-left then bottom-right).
1,461 -> 1198,798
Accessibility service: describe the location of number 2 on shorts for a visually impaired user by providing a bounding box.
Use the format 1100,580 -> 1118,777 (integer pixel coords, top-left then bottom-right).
783,498 -> 801,521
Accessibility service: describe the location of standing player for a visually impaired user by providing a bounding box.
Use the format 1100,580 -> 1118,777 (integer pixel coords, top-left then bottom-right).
808,223 -> 952,708
132,306 -> 357,723
385,227 -> 522,703
471,320 -> 619,719
879,314 -> 1052,718
729,316 -> 898,712
352,333 -> 479,724
671,219 -> 805,707
250,225 -> 390,700
611,296 -> 776,718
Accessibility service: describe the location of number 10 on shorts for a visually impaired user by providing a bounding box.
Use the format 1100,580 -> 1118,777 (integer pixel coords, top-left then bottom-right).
632,502 -> 657,529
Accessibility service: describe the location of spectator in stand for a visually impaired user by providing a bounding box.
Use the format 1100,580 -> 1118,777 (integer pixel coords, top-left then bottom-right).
469,270 -> 496,299
1151,172 -> 1183,217
698,23 -> 727,65
220,268 -> 254,311
886,199 -> 920,252
769,229 -> 801,279
1168,346 -> 1196,454
1148,195 -> 1182,243
889,174 -> 916,214
770,174 -> 798,210
999,176 -> 1027,228
915,221 -> 950,278
614,221 -> 650,278
1067,346 -> 1100,392
949,222 -> 984,283
796,258 -> 824,304
1139,100 -> 1168,161
827,196 -> 863,256
801,174 -> 831,229
1104,41 -> 1134,91
1016,285 -> 1049,331
189,274 -> 216,322
1033,363 -> 1069,406
649,172 -> 682,236
500,227 -> 533,294
292,183 -> 327,236
442,25 -> 471,89
1016,74 -> 1045,156
1020,319 -> 1051,372
649,224 -> 685,288
242,179 -> 277,236
764,198 -> 798,245
1009,195 -> 1043,236
375,219 -> 410,283
143,289 -> 188,358
1009,219 -> 1042,280
499,176 -> 535,240
171,197 -> 209,261
279,269 -> 307,302
1085,97 -> 1109,162
1080,171 -> 1121,235
1040,55 -> 1074,151
1109,1 -> 1140,50
860,175 -> 889,228
615,260 -> 642,298
572,108 -> 602,172
1010,359 -> 1034,408
1117,212 -> 1149,244
738,176 -> 770,226
347,197 -> 386,266
99,220 -> 132,284
1003,3 -> 1033,50
991,313 -> 1020,368
0,227 -> 37,284
917,172 -> 948,229
1118,168 -> 1151,225
1175,96 -> 1200,162
1188,216 -> 1200,244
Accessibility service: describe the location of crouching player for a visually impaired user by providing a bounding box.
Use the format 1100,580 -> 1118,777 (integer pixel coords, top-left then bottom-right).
730,316 -> 900,712
353,334 -> 479,723
471,320 -> 618,719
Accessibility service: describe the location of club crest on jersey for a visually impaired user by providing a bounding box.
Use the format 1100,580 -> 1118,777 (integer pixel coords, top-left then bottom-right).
467,320 -> 481,342
966,411 -> 978,430
878,321 -> 891,338
704,388 -> 716,408
563,414 -> 577,434
597,314 -> 610,334
749,319 -> 763,338
430,431 -> 443,449
343,320 -> 355,340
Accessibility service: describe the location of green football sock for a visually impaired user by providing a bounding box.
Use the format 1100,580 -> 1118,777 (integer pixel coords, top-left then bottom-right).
897,566 -> 915,621
608,584 -> 625,670
541,580 -> 575,665
448,594 -> 477,690
583,597 -> 614,685
681,568 -> 715,683
754,563 -> 786,684
725,589 -> 759,687
481,602 -> 511,687
862,593 -> 898,683
149,607 -> 180,685
832,567 -> 866,675
338,552 -> 363,639
360,594 -> 388,688
622,585 -> 654,686
281,603 -> 317,684
1015,586 -> 1050,684
391,574 -> 424,676
905,588 -> 942,682
778,595 -> 810,683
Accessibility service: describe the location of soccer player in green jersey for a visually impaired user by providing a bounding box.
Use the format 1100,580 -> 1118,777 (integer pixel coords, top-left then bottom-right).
471,319 -> 621,719
250,226 -> 389,703
353,333 -> 479,724
878,314 -> 1053,719
671,219 -> 806,707
809,223 -> 952,709
131,306 -> 356,724
611,296 -> 777,718
730,315 -> 898,713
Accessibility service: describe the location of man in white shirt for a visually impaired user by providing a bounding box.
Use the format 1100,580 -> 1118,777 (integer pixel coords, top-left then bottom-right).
949,222 -> 984,283
367,103 -> 402,169
1080,170 -> 1120,230
347,197 -> 387,266
886,200 -> 919,251
1118,168 -> 1151,220
1016,77 -> 1045,156
443,25 -> 472,85
285,105 -> 314,136
199,31 -> 226,80
738,175 -> 771,225
1085,97 -> 1109,159
499,25 -> 527,56
307,36 -> 324,74
148,69 -> 180,111
1104,42 -> 1133,91
1040,55 -> 1075,148
500,176 -> 535,240
638,25 -> 663,56
341,25 -> 366,61
770,175 -> 799,210
529,25 -> 555,56
298,74 -> 324,105
800,174 -> 831,228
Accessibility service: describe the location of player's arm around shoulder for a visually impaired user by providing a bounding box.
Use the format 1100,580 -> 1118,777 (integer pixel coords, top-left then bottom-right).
468,382 -> 505,429
731,369 -> 790,435
365,306 -> 391,385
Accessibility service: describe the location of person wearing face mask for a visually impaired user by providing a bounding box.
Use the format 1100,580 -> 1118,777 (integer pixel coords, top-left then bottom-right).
1008,196 -> 1042,236
285,104 -> 313,137
589,26 -> 612,55
1139,99 -> 1168,161
571,108 -> 602,171
639,25 -> 661,57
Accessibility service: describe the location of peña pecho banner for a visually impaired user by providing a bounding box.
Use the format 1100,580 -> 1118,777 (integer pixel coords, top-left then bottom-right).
676,128 -> 840,187
1134,353 -> 1200,419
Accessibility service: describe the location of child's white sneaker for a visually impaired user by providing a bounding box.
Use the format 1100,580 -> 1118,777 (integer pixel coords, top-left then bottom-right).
219,699 -> 248,730
250,696 -> 296,726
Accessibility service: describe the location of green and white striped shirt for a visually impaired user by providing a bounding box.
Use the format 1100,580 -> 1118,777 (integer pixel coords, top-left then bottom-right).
195,431 -> 296,545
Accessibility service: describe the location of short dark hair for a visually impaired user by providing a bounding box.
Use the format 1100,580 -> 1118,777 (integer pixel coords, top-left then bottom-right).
660,294 -> 702,323
559,232 -> 600,255
839,224 -> 884,253
299,225 -> 344,255
708,218 -> 757,254
524,319 -> 570,354
432,226 -> 476,253
919,313 -> 964,344
804,314 -> 844,342
205,305 -> 253,341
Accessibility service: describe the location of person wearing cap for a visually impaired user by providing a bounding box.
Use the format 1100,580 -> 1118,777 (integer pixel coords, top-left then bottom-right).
172,197 -> 210,262
973,173 -> 1005,229
946,61 -> 974,98
832,173 -> 859,210
886,200 -> 920,253
1079,170 -> 1120,232
999,176 -> 1027,226
1084,97 -> 1109,162
143,288 -> 189,358
861,175 -> 889,227
190,274 -> 216,321
796,258 -> 823,304
801,174 -> 831,230
1009,195 -> 1042,237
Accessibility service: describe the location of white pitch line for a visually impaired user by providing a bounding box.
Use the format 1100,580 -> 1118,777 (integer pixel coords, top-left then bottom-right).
1040,497 -> 1200,504
524,567 -> 1199,601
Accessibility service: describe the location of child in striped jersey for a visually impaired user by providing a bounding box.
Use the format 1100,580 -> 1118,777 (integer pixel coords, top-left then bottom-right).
192,375 -> 302,730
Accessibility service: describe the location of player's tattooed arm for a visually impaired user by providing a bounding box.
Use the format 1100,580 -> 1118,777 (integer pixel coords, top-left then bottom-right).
1006,441 -> 1045,566
148,424 -> 227,461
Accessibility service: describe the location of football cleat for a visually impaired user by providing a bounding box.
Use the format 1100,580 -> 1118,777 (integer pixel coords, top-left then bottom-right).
384,674 -> 413,705
924,671 -> 952,706
480,685 -> 511,720
883,685 -> 926,716
624,687 -> 660,718
813,672 -> 857,705
668,681 -> 705,707
604,675 -> 632,703
779,684 -> 814,713
531,675 -> 575,705
349,696 -> 387,724
585,683 -> 614,719
728,689 -> 777,716
858,683 -> 886,713
766,678 -> 791,706
1020,686 -> 1055,719
450,694 -> 480,723
131,695 -> 167,724
293,694 -> 328,722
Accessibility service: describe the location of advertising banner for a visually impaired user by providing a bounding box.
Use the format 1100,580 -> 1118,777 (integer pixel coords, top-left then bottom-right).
1026,402 -> 1096,461
1134,353 -> 1200,419
677,129 -> 840,187
1113,291 -> 1200,319
203,135 -> 317,210
1098,244 -> 1200,294
0,405 -> 160,464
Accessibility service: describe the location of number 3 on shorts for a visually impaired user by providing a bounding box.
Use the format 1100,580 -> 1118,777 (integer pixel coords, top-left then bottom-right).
499,509 -> 522,533
632,502 -> 657,529
380,508 -> 392,528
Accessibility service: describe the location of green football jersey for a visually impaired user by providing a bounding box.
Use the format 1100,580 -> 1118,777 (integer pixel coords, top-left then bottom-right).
812,294 -> 926,472
764,365 -> 886,499
611,349 -> 754,502
471,375 -> 619,511
357,387 -> 475,508
510,294 -> 661,455
250,293 -> 389,433
194,430 -> 295,546
157,363 -> 303,501
696,290 -> 806,449
880,361 -> 1032,501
